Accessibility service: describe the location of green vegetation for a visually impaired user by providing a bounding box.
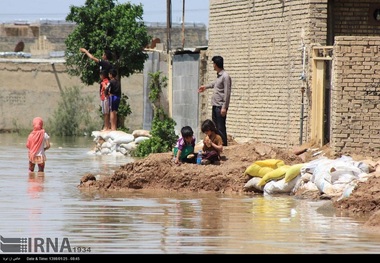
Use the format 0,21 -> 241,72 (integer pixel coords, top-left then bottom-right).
48,86 -> 100,136
116,93 -> 133,132
148,71 -> 167,105
132,71 -> 178,157
65,0 -> 151,85
62,0 -> 150,134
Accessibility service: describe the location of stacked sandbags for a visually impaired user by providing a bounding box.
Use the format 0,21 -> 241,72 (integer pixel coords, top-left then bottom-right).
243,159 -> 289,193
91,129 -> 151,156
305,156 -> 370,198
243,155 -> 371,199
243,159 -> 304,195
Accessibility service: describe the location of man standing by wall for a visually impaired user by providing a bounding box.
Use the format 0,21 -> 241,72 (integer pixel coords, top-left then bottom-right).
198,55 -> 232,146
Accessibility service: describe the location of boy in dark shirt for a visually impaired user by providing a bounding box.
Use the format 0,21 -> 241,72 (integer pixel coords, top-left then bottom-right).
108,68 -> 121,131
79,48 -> 113,75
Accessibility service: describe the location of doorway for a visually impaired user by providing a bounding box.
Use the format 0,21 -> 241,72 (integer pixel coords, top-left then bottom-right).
311,46 -> 333,147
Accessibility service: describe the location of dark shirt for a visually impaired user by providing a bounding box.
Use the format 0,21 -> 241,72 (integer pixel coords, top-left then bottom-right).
98,59 -> 113,75
109,78 -> 121,97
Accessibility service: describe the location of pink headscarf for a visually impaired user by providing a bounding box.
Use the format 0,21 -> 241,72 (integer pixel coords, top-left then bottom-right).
26,117 -> 45,162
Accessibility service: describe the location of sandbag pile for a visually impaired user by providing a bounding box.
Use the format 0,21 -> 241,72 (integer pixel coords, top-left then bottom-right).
243,156 -> 371,200
91,130 -> 151,156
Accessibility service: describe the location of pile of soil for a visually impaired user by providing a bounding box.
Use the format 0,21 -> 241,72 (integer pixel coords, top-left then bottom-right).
78,138 -> 380,227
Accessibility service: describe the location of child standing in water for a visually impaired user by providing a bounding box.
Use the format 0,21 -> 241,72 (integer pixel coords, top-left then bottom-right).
26,117 -> 50,172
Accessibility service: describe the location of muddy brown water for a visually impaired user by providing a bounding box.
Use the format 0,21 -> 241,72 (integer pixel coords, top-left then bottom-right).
1,133 -> 380,254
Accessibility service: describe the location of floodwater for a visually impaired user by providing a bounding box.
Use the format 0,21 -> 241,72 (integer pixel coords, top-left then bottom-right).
1,133 -> 380,255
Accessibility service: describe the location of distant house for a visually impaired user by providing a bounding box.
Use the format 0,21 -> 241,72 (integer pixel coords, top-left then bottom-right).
204,0 -> 380,157
0,20 -> 207,57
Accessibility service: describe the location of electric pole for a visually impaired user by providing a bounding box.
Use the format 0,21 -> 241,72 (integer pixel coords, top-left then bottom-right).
182,0 -> 185,48
166,0 -> 172,53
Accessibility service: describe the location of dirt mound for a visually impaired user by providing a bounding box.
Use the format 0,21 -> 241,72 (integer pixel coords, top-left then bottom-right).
78,139 -> 380,227
79,140 -> 303,193
333,174 -> 380,216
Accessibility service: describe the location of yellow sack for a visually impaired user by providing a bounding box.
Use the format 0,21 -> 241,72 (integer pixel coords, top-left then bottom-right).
284,163 -> 304,183
258,165 -> 290,186
244,164 -> 261,177
254,159 -> 285,169
258,166 -> 274,177
244,164 -> 274,177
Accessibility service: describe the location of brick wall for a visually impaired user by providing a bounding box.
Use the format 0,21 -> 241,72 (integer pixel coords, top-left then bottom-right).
207,0 -> 315,149
332,36 -> 380,157
0,23 -> 39,52
146,22 -> 208,49
333,1 -> 380,36
207,0 -> 380,155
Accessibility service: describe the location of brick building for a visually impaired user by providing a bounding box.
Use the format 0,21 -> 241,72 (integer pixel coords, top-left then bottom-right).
204,0 -> 380,157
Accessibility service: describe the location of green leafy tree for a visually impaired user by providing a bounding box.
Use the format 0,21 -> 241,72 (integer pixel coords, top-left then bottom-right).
64,0 -> 150,132
64,0 -> 151,85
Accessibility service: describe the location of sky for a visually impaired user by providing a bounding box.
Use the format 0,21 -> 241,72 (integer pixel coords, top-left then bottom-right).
0,0 -> 209,26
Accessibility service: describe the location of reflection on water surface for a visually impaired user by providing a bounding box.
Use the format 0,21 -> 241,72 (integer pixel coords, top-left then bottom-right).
0,133 -> 379,254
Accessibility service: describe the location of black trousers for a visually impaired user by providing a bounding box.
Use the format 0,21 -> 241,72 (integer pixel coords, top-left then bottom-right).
212,106 -> 228,146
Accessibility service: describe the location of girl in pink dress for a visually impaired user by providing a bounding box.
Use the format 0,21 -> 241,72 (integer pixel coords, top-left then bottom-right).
26,117 -> 50,172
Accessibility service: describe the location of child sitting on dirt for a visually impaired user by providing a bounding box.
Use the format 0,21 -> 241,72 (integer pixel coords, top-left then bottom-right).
200,119 -> 223,165
173,126 -> 196,164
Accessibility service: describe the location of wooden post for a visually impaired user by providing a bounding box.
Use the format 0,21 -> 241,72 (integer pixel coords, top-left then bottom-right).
311,46 -> 333,146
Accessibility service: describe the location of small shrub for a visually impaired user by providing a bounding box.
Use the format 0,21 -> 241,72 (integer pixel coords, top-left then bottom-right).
131,71 -> 177,157
132,108 -> 177,157
48,86 -> 100,136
